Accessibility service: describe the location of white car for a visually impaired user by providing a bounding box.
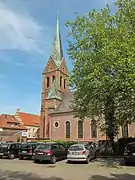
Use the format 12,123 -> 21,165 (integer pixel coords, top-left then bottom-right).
67,144 -> 96,164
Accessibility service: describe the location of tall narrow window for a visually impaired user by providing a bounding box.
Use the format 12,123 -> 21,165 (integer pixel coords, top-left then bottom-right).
52,76 -> 55,82
122,124 -> 128,138
47,77 -> 49,87
60,76 -> 62,87
91,120 -> 97,138
66,121 -> 70,138
64,79 -> 66,89
78,120 -> 83,138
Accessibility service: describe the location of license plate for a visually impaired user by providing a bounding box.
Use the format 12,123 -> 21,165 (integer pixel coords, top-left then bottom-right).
132,153 -> 135,155
22,151 -> 27,154
0,153 -> 3,156
37,152 -> 43,155
72,152 -> 80,155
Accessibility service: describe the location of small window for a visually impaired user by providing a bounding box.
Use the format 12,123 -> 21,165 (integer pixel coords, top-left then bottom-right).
122,124 -> 128,138
52,75 -> 55,82
54,121 -> 59,128
66,121 -> 70,138
64,79 -> 66,89
78,120 -> 83,138
91,120 -> 97,138
60,76 -> 62,87
47,77 -> 49,87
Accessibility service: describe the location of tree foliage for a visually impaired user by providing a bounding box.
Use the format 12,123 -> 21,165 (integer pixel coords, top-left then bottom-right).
66,0 -> 135,140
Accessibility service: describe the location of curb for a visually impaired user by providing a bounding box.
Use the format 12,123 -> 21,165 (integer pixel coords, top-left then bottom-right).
98,156 -> 125,158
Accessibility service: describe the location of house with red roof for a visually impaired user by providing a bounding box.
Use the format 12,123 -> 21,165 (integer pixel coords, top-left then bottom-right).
15,109 -> 40,139
0,114 -> 27,141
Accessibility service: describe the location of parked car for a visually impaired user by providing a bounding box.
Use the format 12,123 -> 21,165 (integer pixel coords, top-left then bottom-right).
33,142 -> 67,164
19,142 -> 40,160
0,142 -> 21,159
67,143 -> 96,164
124,142 -> 135,165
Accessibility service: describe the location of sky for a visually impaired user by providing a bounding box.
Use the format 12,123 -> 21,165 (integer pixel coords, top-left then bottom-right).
0,0 -> 115,115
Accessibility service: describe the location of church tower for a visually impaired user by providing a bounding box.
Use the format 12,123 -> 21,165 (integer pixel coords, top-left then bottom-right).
40,15 -> 69,138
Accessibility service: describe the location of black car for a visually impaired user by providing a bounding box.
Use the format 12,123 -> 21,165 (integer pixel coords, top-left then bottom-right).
19,142 -> 40,160
124,142 -> 135,165
0,142 -> 21,159
33,142 -> 67,164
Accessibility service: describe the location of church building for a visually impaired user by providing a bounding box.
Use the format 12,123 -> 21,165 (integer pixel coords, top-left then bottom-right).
40,16 -> 133,142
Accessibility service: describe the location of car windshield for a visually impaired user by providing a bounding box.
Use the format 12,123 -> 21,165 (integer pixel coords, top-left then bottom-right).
69,145 -> 84,151
36,144 -> 50,150
126,144 -> 135,151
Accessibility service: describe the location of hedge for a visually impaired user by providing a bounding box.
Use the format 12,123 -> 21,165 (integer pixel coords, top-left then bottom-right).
32,139 -> 77,149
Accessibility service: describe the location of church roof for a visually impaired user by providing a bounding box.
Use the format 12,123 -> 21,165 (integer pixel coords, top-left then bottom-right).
51,91 -> 74,114
50,14 -> 63,67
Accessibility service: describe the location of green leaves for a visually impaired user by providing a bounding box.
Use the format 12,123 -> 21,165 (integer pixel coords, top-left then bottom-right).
66,0 -> 135,139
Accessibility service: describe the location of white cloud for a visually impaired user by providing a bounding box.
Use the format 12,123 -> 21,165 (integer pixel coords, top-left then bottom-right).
0,2 -> 51,53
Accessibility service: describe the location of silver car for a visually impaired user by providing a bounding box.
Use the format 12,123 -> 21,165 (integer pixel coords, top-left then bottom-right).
67,144 -> 95,164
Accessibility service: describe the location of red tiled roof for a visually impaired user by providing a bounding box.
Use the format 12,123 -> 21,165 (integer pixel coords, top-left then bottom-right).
17,112 -> 40,127
0,114 -> 26,130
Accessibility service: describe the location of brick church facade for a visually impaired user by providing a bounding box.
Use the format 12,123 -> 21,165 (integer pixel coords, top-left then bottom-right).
40,16 -> 135,142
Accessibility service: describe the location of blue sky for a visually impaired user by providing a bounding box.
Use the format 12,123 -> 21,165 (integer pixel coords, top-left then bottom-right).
0,0 -> 115,115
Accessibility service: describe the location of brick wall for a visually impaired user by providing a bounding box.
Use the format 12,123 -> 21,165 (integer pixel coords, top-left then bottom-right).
50,112 -> 107,141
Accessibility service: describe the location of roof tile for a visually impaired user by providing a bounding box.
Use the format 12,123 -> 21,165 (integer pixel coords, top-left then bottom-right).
17,112 -> 40,127
51,91 -> 74,114
0,114 -> 26,130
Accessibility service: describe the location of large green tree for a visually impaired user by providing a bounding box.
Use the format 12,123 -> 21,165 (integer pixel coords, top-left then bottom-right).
66,0 -> 135,146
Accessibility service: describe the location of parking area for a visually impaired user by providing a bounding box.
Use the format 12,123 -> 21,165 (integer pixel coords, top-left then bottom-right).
1,158 -> 135,180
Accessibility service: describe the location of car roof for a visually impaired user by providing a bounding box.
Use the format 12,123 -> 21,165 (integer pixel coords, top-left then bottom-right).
127,142 -> 135,145
45,142 -> 57,144
71,144 -> 84,146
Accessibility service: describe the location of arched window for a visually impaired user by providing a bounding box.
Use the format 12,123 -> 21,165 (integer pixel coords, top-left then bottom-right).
91,120 -> 97,138
52,75 -> 55,82
122,124 -> 128,138
64,79 -> 66,89
47,77 -> 49,87
78,120 -> 83,138
60,76 -> 62,87
66,121 -> 70,138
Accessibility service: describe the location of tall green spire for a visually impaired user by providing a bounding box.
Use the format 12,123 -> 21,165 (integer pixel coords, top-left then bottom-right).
46,79 -> 62,100
50,12 -> 63,67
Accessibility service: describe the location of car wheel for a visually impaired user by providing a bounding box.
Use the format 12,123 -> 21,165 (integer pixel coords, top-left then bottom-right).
67,160 -> 71,164
19,156 -> 23,160
125,160 -> 130,166
51,155 -> 56,164
0,156 -> 2,159
9,153 -> 15,159
33,159 -> 39,163
86,156 -> 89,164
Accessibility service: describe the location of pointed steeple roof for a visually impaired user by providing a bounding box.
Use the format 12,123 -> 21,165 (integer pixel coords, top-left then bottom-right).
50,13 -> 63,67
46,79 -> 62,100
